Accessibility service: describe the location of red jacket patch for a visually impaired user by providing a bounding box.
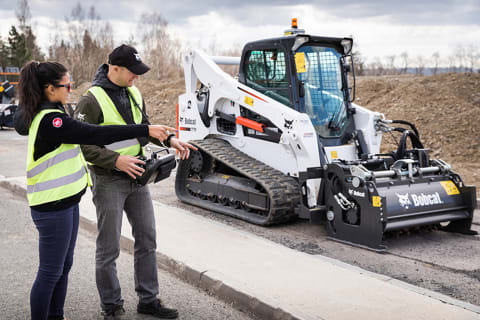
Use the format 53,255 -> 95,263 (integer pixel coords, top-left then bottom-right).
52,117 -> 63,128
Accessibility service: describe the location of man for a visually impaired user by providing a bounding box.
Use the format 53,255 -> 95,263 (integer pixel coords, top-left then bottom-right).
75,44 -> 195,319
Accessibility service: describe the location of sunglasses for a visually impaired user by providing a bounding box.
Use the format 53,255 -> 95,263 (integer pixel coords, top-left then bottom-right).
54,83 -> 72,92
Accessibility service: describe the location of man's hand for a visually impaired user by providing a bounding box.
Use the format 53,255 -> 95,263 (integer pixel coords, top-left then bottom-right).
115,155 -> 145,179
169,137 -> 198,160
148,125 -> 177,142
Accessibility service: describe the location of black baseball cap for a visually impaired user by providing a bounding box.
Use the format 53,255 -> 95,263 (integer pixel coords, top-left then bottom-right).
108,44 -> 150,75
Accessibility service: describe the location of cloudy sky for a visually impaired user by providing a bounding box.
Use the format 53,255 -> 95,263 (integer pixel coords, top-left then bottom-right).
1,0 -> 479,65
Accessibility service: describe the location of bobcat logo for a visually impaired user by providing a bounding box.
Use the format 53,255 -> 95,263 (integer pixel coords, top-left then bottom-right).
284,119 -> 294,129
134,53 -> 142,61
396,193 -> 412,209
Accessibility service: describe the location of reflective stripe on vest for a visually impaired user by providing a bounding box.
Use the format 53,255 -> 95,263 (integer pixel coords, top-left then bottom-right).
27,147 -> 80,178
27,168 -> 86,194
26,109 -> 91,206
104,139 -> 139,151
88,86 -> 144,157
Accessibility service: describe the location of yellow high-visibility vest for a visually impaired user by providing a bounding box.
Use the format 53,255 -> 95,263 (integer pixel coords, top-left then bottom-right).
26,109 -> 91,206
88,86 -> 144,156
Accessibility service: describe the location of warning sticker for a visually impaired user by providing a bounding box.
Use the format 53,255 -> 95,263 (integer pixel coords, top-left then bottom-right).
295,52 -> 306,73
244,96 -> 254,106
440,181 -> 460,195
331,151 -> 338,159
372,196 -> 382,208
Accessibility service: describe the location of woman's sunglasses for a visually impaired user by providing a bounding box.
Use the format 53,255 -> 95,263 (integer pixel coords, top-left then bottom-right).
54,83 -> 72,92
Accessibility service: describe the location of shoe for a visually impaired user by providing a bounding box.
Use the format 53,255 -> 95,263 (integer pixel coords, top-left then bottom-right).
137,299 -> 178,319
102,305 -> 126,319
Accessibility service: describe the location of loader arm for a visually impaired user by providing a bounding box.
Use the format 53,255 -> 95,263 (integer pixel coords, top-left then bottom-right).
180,49 -> 322,176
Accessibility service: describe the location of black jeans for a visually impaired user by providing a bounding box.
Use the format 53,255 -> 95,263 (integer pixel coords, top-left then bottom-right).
30,204 -> 79,320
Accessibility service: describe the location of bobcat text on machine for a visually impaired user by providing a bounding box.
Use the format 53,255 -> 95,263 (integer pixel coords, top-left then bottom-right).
175,19 -> 476,251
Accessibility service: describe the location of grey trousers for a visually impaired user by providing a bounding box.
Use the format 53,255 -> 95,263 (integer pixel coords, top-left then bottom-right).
91,173 -> 159,311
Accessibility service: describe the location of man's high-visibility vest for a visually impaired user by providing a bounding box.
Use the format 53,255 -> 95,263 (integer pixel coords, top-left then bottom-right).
88,86 -> 144,157
26,109 -> 91,206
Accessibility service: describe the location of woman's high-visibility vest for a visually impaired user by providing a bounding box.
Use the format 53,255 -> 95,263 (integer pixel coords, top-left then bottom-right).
26,109 -> 92,206
88,86 -> 144,157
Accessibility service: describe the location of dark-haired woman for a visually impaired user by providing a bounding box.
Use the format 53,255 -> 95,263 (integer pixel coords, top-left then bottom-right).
14,61 -> 177,320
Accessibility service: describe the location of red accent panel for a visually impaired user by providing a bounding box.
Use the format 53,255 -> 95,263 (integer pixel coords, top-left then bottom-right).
176,103 -> 179,138
236,116 -> 264,133
237,87 -> 268,103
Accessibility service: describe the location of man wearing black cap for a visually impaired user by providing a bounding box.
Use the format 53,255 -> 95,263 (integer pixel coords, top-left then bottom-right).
75,44 -> 192,319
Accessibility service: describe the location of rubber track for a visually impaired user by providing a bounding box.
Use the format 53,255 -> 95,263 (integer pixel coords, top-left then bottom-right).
178,138 -> 301,225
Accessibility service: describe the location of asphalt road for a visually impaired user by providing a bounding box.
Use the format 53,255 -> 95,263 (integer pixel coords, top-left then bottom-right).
0,185 -> 254,320
1,127 -> 479,307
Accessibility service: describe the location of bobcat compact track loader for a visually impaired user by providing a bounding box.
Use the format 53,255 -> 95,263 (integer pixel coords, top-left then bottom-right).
175,19 -> 476,251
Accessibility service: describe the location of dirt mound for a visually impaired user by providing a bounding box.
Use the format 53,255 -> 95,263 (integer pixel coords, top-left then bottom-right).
136,78 -> 184,127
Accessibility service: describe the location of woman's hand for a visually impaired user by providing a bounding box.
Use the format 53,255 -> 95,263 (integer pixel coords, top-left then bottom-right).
169,137 -> 198,160
148,125 -> 177,141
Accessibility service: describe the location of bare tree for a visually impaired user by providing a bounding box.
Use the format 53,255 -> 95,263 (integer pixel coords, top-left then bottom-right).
49,2 -> 114,84
454,45 -> 466,72
386,55 -> 396,75
414,55 -> 426,75
466,44 -> 479,72
137,12 -> 182,80
374,56 -> 385,75
352,49 -> 365,76
432,52 -> 440,75
447,54 -> 457,73
400,52 -> 409,74
15,0 -> 31,33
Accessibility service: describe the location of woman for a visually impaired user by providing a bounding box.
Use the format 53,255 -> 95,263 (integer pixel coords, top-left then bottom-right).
14,61 -> 175,320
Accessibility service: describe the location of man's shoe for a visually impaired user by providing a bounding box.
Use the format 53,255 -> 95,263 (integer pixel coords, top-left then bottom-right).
102,305 -> 126,320
137,299 -> 178,319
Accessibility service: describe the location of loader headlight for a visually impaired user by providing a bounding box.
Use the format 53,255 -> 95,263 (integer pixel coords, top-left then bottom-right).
341,38 -> 353,55
292,36 -> 310,51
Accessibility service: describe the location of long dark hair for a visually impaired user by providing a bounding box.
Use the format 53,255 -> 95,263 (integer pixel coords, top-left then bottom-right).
17,61 -> 67,126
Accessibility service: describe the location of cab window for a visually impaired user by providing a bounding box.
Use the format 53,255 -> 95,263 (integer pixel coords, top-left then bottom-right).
244,49 -> 292,107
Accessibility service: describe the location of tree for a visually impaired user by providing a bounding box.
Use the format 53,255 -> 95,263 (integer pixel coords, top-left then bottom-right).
400,52 -> 409,74
137,11 -> 182,79
466,45 -> 478,73
0,36 -> 9,67
24,26 -> 44,61
351,41 -> 365,76
447,54 -> 457,73
386,55 -> 396,75
49,2 -> 115,83
15,0 -> 31,33
454,45 -> 466,72
432,52 -> 440,75
7,25 -> 30,67
414,55 -> 425,75
12,0 -> 44,63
